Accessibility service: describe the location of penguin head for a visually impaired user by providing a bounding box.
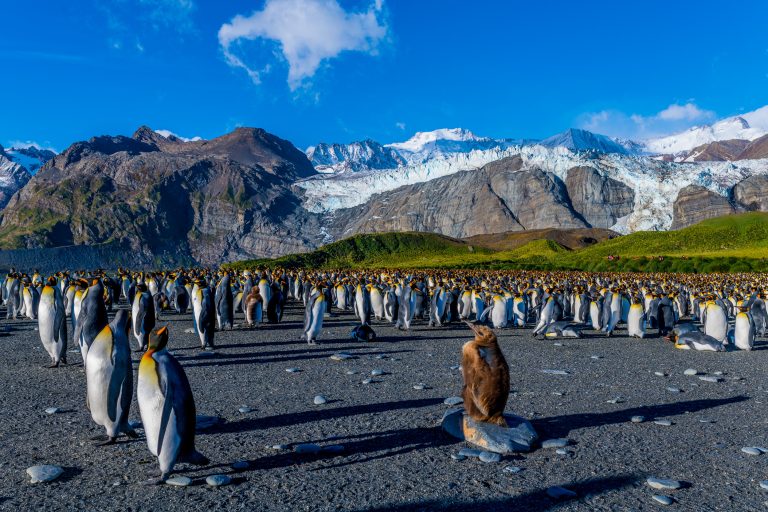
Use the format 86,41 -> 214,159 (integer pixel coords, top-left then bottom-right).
46,276 -> 57,287
148,326 -> 169,352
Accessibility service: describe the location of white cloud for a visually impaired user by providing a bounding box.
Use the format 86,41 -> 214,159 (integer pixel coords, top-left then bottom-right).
218,0 -> 388,90
579,102 -> 716,140
395,121 -> 406,130
154,129 -> 203,142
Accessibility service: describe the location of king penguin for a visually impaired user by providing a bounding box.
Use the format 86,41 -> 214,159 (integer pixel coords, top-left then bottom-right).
734,305 -> 755,351
86,309 -> 138,444
132,283 -> 156,352
626,295 -> 646,339
74,279 -> 109,368
38,276 -> 68,367
303,284 -> 326,344
137,327 -> 209,483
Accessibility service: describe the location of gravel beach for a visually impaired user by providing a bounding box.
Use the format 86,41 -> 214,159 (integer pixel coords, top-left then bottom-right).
1,300 -> 766,511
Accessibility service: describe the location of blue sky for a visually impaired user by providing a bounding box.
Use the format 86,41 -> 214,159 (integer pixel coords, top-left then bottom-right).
2,0 -> 767,152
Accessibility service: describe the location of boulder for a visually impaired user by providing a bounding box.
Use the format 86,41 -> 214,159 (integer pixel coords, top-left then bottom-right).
440,407 -> 538,453
671,185 -> 740,229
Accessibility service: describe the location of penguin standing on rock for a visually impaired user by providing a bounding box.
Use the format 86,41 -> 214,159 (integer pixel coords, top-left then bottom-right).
86,310 -> 138,445
38,277 -> 68,367
132,283 -> 156,352
461,322 -> 510,426
137,327 -> 209,484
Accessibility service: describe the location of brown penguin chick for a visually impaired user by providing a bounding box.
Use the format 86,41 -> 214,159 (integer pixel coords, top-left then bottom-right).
460,322 -> 510,426
244,288 -> 263,327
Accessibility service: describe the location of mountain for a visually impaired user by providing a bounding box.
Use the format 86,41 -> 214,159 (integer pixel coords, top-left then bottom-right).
0,145 -> 32,209
307,139 -> 406,174
738,133 -> 768,160
645,106 -> 768,154
680,139 -> 751,162
540,128 -> 629,154
3,145 -> 56,174
0,126 -> 321,264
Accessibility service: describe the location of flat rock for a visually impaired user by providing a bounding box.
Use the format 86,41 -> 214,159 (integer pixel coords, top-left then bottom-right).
503,465 -> 523,473
345,370 -> 357,375
238,406 -> 254,413
479,451 -> 501,463
541,438 -> 569,449
654,420 -> 673,426
183,328 -> 195,334
742,447 -> 763,456
413,384 -> 427,390
362,378 -> 373,384
547,486 -> 577,500
666,387 -> 682,393
450,364 -> 461,370
330,353 -> 353,361
652,495 -> 674,505
26,465 -> 63,484
590,355 -> 602,360
444,396 -> 463,406
371,369 -> 384,376
631,416 -> 645,423
441,408 -> 538,454
457,448 -> 482,458
684,368 -> 698,376
313,395 -> 328,405
285,368 -> 301,373
759,480 -> 768,490
450,453 -> 467,461
294,443 -> 322,454
206,474 -> 231,487
606,397 -> 624,404
166,476 -> 192,487
271,444 -> 289,450
699,376 -> 722,383
44,407 -> 59,415
654,372 -> 667,377
647,478 -> 682,490
541,369 -> 569,375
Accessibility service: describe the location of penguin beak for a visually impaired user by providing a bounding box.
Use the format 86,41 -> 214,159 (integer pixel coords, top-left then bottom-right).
464,320 -> 480,336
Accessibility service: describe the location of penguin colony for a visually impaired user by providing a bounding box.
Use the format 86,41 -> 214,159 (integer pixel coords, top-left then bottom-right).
3,266 -> 765,484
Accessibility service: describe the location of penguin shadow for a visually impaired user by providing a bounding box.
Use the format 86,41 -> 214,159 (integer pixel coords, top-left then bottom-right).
349,473 -> 639,512
535,395 -> 750,439
54,467 -> 84,484
174,346 -> 402,368
203,397 -> 444,436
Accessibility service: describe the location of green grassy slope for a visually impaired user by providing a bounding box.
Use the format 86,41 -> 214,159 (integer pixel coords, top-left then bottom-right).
225,213 -> 768,273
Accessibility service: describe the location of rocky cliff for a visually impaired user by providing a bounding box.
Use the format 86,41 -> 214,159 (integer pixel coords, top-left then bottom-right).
0,127 -> 321,265
671,185 -> 742,230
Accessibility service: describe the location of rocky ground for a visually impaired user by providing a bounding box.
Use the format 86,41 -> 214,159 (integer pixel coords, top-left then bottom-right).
1,301 -> 767,511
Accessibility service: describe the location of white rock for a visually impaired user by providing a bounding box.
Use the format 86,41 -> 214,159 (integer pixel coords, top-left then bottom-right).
206,474 -> 231,487
759,480 -> 768,490
631,416 -> 645,423
371,369 -> 384,376
330,353 -> 353,361
647,477 -> 682,490
652,495 -> 674,505
654,372 -> 666,377
238,406 -> 254,413
684,368 -> 698,376
479,451 -> 501,463
313,395 -> 327,405
654,420 -> 673,427
44,407 -> 59,415
541,369 -> 569,375
285,368 -> 301,373
699,376 -> 722,383
742,447 -> 763,456
444,396 -> 463,406
26,465 -> 63,484
166,476 -> 192,487
413,384 -> 426,390
541,438 -> 569,449
362,378 -> 372,384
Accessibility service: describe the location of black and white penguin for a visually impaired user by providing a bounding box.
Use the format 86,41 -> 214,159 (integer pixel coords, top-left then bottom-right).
215,274 -> 234,330
132,283 -> 156,352
74,280 -> 109,368
86,310 -> 138,444
137,327 -> 209,483
38,277 -> 68,367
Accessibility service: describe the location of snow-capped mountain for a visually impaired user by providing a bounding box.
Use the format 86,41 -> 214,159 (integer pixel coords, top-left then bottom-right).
2,145 -> 56,175
307,139 -> 406,174
644,106 -> 768,154
540,128 -> 629,154
0,146 -> 33,207
385,128 -> 525,165
154,129 -> 204,142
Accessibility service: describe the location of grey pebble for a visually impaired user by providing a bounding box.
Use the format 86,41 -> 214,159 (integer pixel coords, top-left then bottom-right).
444,396 -> 463,406
759,480 -> 768,490
44,407 -> 59,415
451,453 -> 467,461
313,395 -> 327,405
362,378 -> 373,384
742,447 -> 763,456
647,477 -> 682,490
330,353 -> 353,361
450,364 -> 460,370
458,448 -> 482,458
231,461 -> 249,470
166,476 -> 192,487
542,438 -> 569,449
631,416 -> 645,423
699,376 -> 722,383
541,369 -> 569,375
479,451 -> 501,463
654,420 -> 673,426
666,387 -> 682,393
206,474 -> 231,487
683,368 -> 698,376
371,369 -> 384,376
654,372 -> 667,377
555,448 -> 572,456
285,368 -> 301,373
503,465 -> 523,474
26,465 -> 63,484
652,495 -> 674,505
271,444 -> 289,450
238,406 -> 254,413
413,384 -> 426,390
294,443 -> 322,454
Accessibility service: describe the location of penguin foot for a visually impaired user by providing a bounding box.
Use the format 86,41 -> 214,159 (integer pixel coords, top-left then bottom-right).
96,437 -> 117,447
182,450 -> 209,466
90,434 -> 110,442
125,429 -> 139,439
140,474 -> 167,486
44,362 -> 60,369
